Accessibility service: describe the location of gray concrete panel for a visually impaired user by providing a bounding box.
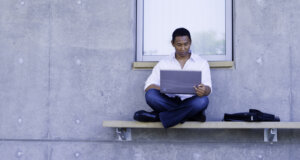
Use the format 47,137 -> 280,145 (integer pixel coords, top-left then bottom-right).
49,141 -> 292,160
50,0 -> 135,51
208,0 -> 292,121
47,0 -> 139,140
287,0 -> 300,121
0,0 -> 300,159
48,47 -> 138,139
289,144 -> 300,160
0,141 -> 296,160
0,142 -> 48,160
0,0 -> 49,139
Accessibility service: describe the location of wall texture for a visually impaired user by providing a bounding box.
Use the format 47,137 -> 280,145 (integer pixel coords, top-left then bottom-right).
0,0 -> 300,159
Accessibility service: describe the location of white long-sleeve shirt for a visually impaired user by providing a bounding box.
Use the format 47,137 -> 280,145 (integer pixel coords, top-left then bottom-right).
144,53 -> 212,100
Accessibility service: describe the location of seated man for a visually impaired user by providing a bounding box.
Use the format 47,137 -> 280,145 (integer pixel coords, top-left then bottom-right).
134,28 -> 212,128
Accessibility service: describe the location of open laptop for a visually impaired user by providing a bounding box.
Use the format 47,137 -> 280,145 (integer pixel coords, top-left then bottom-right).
160,70 -> 202,94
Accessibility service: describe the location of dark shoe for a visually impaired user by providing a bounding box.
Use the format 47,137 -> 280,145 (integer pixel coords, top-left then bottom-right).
188,111 -> 206,122
198,113 -> 206,122
133,110 -> 160,122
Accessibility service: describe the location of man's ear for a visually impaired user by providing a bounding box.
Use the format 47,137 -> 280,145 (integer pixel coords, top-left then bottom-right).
171,41 -> 175,47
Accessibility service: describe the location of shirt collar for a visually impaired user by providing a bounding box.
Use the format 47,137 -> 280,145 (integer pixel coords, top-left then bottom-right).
172,51 -> 196,62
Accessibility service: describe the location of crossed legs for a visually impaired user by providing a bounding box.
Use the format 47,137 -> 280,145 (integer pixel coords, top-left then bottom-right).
145,89 -> 209,128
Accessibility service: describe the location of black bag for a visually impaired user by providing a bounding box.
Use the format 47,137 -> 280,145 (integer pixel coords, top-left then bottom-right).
223,109 -> 280,122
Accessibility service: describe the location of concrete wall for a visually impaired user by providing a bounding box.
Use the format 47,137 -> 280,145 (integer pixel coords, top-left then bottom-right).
0,0 -> 300,159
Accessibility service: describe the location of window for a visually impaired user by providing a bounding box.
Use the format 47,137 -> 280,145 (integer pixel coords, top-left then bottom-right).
137,0 -> 232,61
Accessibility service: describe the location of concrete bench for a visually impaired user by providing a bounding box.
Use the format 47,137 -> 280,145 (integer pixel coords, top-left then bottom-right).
102,121 -> 300,142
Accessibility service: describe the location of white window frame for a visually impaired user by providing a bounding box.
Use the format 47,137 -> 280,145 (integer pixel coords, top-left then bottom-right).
136,0 -> 232,62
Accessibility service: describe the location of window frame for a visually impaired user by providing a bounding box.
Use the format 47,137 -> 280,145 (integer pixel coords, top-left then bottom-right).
136,0 -> 233,62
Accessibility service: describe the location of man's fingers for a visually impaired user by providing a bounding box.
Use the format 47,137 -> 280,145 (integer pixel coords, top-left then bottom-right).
196,90 -> 205,97
197,90 -> 204,94
194,86 -> 198,91
195,85 -> 206,97
195,84 -> 204,89
196,89 -> 204,94
198,84 -> 205,88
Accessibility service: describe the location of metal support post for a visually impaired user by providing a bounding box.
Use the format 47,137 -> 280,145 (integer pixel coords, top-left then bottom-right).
116,128 -> 132,141
264,128 -> 277,143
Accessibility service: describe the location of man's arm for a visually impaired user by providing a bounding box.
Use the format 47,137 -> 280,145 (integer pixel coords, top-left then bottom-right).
145,84 -> 160,92
193,84 -> 211,97
144,61 -> 161,92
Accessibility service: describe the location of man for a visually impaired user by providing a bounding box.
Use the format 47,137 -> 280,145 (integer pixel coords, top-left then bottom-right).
134,28 -> 212,128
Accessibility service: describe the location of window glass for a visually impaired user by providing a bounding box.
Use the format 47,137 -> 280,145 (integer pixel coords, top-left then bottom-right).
137,0 -> 232,61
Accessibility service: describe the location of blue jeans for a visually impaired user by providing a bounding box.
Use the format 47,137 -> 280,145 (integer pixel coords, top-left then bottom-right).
145,89 -> 209,128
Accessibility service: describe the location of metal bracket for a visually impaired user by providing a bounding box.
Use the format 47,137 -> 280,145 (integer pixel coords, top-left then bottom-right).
114,127 -> 278,142
116,128 -> 132,141
264,128 -> 277,143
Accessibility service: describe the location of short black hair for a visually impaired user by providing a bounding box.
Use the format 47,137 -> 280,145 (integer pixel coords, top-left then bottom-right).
171,28 -> 191,44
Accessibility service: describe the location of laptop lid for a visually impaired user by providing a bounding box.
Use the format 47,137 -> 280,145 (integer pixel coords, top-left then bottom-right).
160,70 -> 202,94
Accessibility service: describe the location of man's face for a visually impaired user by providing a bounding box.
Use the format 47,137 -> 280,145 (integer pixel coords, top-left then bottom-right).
172,36 -> 191,57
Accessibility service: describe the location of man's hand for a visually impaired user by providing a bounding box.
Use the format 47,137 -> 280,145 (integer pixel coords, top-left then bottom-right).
194,84 -> 211,97
145,84 -> 160,92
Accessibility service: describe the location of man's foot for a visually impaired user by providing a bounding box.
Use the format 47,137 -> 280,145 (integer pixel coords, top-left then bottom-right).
197,113 -> 206,122
188,111 -> 206,122
133,110 -> 160,122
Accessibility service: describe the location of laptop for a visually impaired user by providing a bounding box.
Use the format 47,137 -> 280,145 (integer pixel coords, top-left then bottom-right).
160,70 -> 202,94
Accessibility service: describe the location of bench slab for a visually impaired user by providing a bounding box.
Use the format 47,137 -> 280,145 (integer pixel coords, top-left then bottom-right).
103,121 -> 300,129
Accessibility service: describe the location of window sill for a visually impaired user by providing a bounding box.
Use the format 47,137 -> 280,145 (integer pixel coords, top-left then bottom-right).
133,61 -> 234,70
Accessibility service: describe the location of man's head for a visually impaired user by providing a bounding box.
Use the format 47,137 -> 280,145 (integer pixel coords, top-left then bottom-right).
171,28 -> 192,44
171,28 -> 192,57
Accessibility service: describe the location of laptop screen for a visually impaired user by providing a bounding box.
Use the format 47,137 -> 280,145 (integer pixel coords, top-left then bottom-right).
160,70 -> 202,94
